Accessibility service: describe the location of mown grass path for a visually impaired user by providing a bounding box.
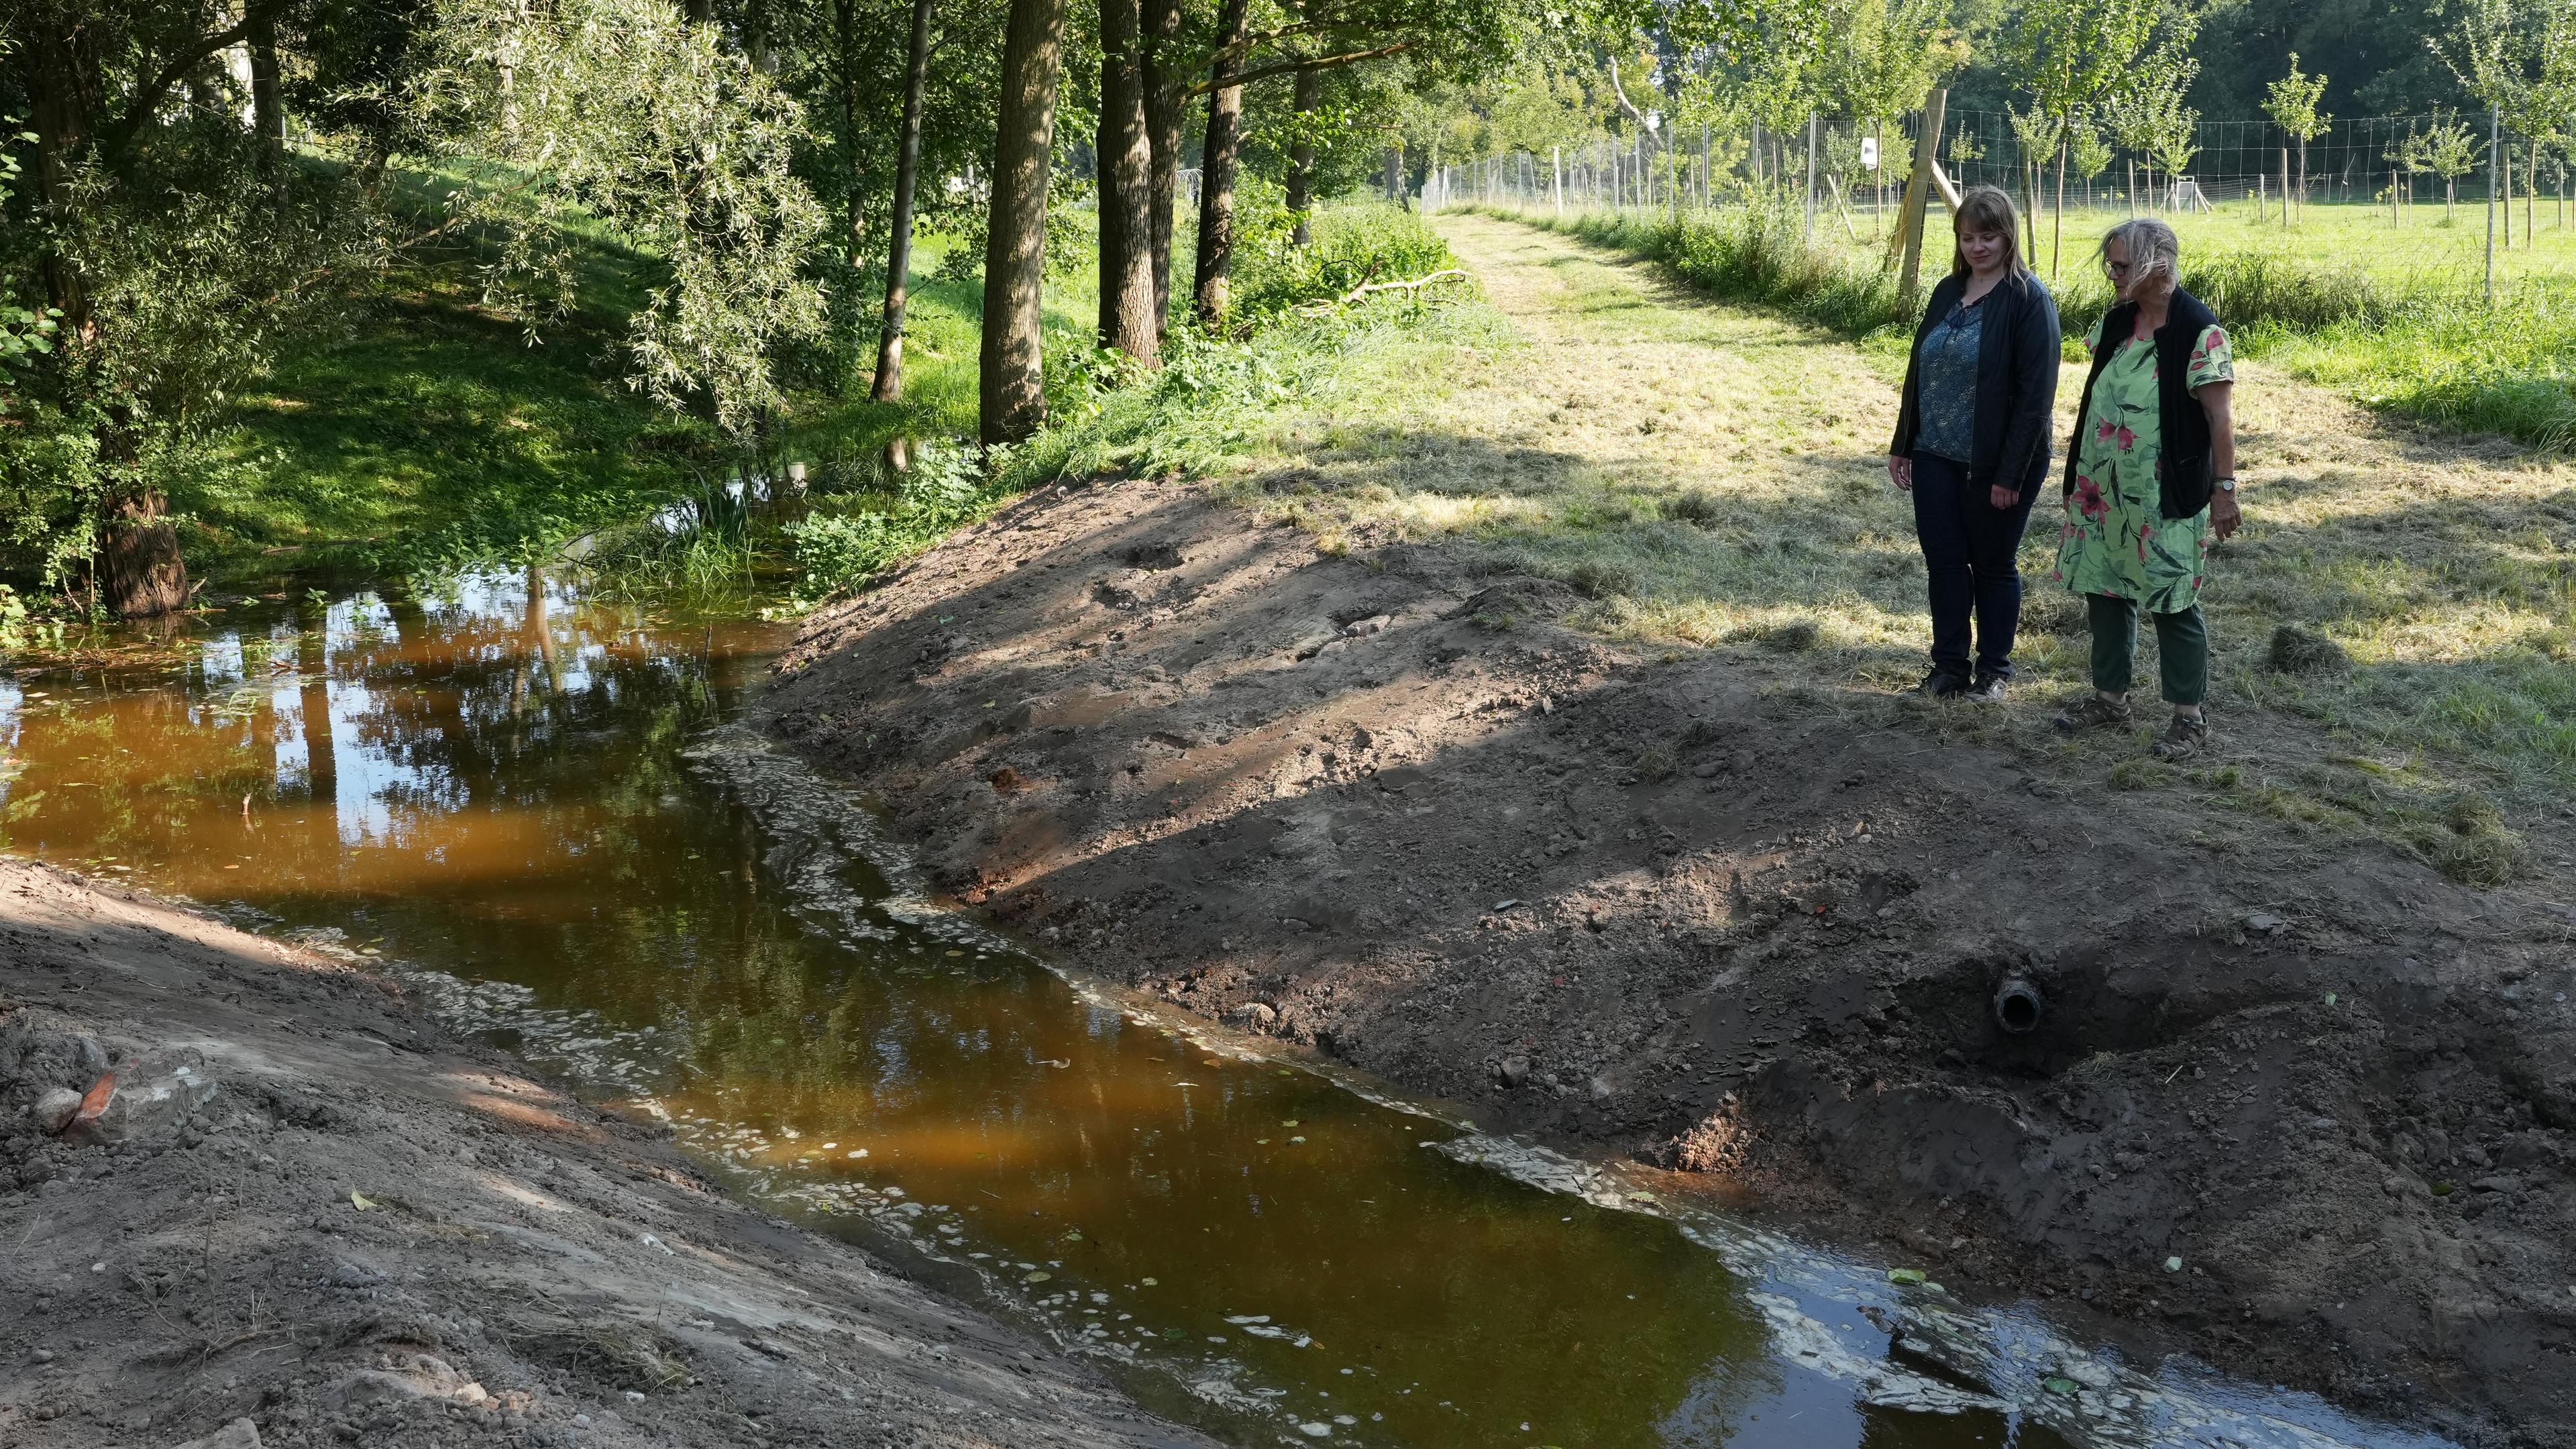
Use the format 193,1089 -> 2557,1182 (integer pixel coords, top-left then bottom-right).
1322,211 -> 2576,877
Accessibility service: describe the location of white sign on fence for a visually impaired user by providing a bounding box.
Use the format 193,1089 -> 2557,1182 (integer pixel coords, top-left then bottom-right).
1861,137 -> 1879,170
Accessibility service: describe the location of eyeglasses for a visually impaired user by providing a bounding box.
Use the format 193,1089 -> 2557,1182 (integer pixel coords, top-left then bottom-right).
2103,258 -> 2135,277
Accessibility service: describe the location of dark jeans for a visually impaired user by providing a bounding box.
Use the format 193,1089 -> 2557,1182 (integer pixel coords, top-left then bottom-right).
1909,451 -> 2038,680
2087,594 -> 2209,706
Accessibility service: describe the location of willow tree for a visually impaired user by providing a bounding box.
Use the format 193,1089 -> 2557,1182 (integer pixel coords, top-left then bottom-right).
418,0 -> 828,445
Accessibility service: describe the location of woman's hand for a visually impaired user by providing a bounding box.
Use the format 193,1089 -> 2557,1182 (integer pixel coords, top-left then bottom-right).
1989,484 -> 2021,510
2210,490 -> 2243,541
1888,455 -> 1913,491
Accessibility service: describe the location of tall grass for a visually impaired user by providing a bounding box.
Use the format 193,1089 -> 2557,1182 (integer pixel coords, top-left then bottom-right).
1484,198 -> 2576,449
1480,197 -> 1907,335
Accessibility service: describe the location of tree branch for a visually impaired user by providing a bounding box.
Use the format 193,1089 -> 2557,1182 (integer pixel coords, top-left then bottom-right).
103,1 -> 290,155
1297,267 -> 1468,313
1606,58 -> 1670,154
1188,41 -> 1413,95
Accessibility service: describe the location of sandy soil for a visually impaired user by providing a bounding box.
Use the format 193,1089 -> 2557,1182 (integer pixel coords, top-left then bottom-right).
766,233 -> 2576,1447
0,857 -> 1214,1449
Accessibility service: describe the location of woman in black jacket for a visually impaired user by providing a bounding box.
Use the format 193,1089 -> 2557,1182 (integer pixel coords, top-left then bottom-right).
1886,185 -> 2062,702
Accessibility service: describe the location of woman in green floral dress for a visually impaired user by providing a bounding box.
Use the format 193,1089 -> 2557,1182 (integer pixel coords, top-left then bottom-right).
2051,218 -> 2243,761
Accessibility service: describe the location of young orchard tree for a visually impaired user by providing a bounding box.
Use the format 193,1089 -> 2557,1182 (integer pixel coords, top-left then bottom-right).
2414,107 -> 2482,217
1999,0 -> 2193,276
2431,0 -> 2576,246
2261,53 -> 2330,221
2067,118 -> 2112,209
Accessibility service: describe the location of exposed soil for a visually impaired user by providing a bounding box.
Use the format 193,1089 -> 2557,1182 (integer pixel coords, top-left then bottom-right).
766,435 -> 2576,1439
0,857 -> 1214,1449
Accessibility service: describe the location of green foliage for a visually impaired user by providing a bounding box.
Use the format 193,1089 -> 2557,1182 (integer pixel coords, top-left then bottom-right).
2264,54 -> 2334,143
412,0 -> 827,443
1229,201 -> 1464,323
780,440 -> 1004,609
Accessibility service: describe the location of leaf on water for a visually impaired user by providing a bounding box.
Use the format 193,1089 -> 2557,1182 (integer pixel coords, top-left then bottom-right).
1063,1231 -> 1083,1242
1023,1271 -> 1052,1284
2044,1377 -> 2080,1395
1886,1268 -> 1925,1285
1281,1120 -> 1299,1127
1139,1277 -> 1158,1287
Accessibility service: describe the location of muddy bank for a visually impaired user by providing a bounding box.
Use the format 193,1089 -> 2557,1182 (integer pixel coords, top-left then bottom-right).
767,475 -> 2576,1448
0,857 -> 1212,1449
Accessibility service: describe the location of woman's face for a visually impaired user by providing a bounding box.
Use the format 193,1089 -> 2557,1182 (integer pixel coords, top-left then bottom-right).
2105,238 -> 2169,303
1960,227 -> 2007,276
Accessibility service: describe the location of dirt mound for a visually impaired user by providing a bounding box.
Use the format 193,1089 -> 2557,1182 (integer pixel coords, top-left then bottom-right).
769,474 -> 2576,1447
0,858 -> 1210,1449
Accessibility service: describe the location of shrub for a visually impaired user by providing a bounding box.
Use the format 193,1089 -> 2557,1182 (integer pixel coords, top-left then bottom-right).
1229,201 -> 1470,325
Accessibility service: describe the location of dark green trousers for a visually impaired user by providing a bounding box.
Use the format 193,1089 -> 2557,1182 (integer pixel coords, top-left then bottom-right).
2087,594 -> 2208,706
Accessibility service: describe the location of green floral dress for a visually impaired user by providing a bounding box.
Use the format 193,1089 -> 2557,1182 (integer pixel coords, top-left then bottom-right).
2051,318 -> 2234,612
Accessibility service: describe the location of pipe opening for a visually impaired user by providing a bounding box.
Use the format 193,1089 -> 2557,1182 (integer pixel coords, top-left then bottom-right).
1992,978 -> 2043,1036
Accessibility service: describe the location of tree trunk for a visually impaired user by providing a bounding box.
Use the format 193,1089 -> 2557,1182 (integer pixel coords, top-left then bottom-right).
1191,0 -> 1252,326
23,19 -> 98,341
871,0 -> 934,403
835,0 -> 865,268
1140,0 -> 1185,333
978,0 -> 1069,445
1095,0 -> 1157,364
248,5 -> 284,171
101,488 -> 191,618
1284,62 -> 1322,246
2052,138 -> 2066,279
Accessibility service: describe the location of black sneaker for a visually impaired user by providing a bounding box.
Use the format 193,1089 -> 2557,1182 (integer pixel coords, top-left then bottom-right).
1910,669 -> 1970,699
1964,673 -> 2007,703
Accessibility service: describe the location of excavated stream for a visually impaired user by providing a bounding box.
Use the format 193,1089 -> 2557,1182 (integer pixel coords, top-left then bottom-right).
0,570 -> 2453,1449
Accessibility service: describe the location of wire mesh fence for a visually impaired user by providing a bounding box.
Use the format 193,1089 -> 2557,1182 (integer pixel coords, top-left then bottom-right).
1427,111 -> 2576,217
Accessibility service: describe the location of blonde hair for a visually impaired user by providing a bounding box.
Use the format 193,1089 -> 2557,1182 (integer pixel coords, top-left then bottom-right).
2098,217 -> 2181,290
1949,186 -> 2031,288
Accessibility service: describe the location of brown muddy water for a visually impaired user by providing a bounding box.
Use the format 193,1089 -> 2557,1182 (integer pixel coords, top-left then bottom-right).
0,570 -> 2453,1449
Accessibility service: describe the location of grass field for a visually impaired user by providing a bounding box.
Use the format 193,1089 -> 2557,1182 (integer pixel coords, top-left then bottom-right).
1229,212 -> 2573,878
1481,191 -> 2576,449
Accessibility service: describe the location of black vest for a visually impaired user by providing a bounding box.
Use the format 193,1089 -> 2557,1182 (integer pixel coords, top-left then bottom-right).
2063,289 -> 2222,521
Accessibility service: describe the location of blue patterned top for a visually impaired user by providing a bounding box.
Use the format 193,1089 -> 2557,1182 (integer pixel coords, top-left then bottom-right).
1913,294 -> 1985,464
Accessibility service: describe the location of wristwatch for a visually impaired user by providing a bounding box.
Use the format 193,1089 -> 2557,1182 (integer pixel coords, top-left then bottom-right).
2214,476 -> 2237,493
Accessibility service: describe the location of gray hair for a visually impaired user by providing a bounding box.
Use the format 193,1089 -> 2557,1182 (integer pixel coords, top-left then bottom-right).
2099,217 -> 2180,288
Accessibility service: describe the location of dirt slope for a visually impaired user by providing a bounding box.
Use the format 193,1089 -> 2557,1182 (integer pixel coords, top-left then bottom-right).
765,224 -> 2576,1447
0,857 -> 1212,1449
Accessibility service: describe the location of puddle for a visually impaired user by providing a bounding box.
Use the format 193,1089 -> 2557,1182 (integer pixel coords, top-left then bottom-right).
0,570 -> 2453,1449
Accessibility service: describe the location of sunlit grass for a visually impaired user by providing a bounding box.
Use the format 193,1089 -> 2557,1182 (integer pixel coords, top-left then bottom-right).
1229,213 -> 2573,877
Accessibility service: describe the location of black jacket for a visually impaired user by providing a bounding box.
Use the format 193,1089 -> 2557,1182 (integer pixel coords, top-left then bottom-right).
2061,288 -> 2222,521
1889,270 -> 2061,496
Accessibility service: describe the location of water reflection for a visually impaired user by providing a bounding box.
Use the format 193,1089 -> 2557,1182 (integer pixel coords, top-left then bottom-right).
0,572 -> 2447,1449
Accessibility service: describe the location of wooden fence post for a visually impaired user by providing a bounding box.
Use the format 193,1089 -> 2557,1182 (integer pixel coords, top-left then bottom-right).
1895,87 -> 1948,309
